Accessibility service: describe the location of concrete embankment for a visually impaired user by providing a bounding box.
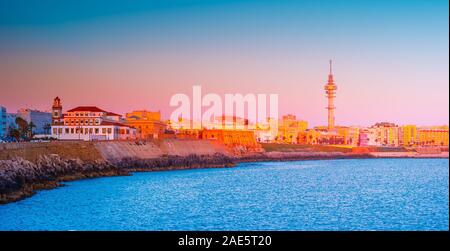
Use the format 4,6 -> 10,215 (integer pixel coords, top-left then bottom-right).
237,151 -> 375,162
369,151 -> 449,158
94,139 -> 230,163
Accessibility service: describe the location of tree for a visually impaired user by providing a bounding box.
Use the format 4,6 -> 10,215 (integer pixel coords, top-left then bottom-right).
43,123 -> 51,135
15,117 -> 29,140
9,129 -> 21,142
28,122 -> 36,139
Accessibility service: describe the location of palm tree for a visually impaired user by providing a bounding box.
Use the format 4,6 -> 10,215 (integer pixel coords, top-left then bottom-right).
9,129 -> 21,142
15,117 -> 29,140
28,122 -> 36,139
43,123 -> 51,135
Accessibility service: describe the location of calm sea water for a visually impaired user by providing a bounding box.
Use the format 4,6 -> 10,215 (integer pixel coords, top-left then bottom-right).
0,158 -> 448,230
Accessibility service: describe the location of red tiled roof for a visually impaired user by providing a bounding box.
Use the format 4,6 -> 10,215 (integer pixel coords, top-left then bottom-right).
67,106 -> 107,113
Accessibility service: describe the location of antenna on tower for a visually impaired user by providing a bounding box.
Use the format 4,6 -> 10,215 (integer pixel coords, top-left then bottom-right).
329,59 -> 333,75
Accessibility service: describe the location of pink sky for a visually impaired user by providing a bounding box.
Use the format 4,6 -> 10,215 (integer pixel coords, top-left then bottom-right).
0,1 -> 448,127
0,49 -> 448,127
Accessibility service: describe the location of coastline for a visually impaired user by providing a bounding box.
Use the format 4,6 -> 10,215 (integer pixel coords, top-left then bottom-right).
0,153 -> 235,204
1,149 -> 448,205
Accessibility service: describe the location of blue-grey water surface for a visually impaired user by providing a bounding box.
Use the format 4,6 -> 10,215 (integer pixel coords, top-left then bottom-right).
0,158 -> 448,230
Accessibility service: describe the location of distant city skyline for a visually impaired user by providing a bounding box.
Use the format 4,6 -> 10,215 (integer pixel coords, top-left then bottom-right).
0,0 -> 448,127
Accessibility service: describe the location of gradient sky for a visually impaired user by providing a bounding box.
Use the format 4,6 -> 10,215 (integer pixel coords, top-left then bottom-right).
0,0 -> 448,126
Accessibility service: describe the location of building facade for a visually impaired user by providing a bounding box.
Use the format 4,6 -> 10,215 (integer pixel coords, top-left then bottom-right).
124,110 -> 166,139
50,97 -> 136,141
277,114 -> 308,144
367,122 -> 399,147
335,126 -> 360,146
16,108 -> 52,135
0,106 -> 6,139
417,126 -> 449,146
358,129 -> 370,146
399,125 -> 417,147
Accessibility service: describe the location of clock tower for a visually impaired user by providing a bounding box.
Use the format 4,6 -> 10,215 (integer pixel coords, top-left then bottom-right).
52,97 -> 63,125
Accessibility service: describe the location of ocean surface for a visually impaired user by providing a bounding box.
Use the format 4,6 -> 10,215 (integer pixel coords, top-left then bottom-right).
0,158 -> 448,230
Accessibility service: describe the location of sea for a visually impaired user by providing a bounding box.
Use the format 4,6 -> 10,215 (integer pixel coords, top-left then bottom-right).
0,158 -> 448,230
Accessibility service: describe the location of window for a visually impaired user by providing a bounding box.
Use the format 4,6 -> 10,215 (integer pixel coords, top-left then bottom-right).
85,128 -> 89,134
53,128 -> 57,134
102,128 -> 106,134
71,128 -> 74,134
89,128 -> 93,134
107,128 -> 112,134
65,128 -> 69,134
95,128 -> 99,134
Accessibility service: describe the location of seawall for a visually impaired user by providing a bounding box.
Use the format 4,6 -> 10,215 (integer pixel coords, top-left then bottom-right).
94,139 -> 230,163
0,139 -> 231,163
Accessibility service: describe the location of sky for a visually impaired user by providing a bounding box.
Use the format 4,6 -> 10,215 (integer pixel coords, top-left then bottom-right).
0,0 -> 448,127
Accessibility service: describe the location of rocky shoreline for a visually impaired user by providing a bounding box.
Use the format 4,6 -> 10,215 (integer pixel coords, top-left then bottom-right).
0,153 -> 235,204
1,151 -> 448,204
0,155 -> 125,204
236,151 -> 375,162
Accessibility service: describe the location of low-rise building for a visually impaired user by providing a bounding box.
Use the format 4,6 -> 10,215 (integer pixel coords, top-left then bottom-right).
358,129 -> 370,146
277,114 -> 308,144
124,110 -> 166,139
299,128 -> 345,145
417,126 -> 449,146
336,126 -> 360,146
368,122 -> 399,146
399,125 -> 417,147
50,97 -> 136,141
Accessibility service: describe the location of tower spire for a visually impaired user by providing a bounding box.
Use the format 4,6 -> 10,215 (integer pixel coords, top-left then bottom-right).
329,59 -> 332,75
324,60 -> 337,131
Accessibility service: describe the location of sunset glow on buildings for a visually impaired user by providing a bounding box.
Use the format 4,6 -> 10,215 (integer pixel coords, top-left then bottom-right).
0,0 -> 447,149
51,97 -> 136,141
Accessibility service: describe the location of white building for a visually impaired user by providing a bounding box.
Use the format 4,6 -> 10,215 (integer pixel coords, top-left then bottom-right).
50,97 -> 136,141
363,123 -> 400,147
